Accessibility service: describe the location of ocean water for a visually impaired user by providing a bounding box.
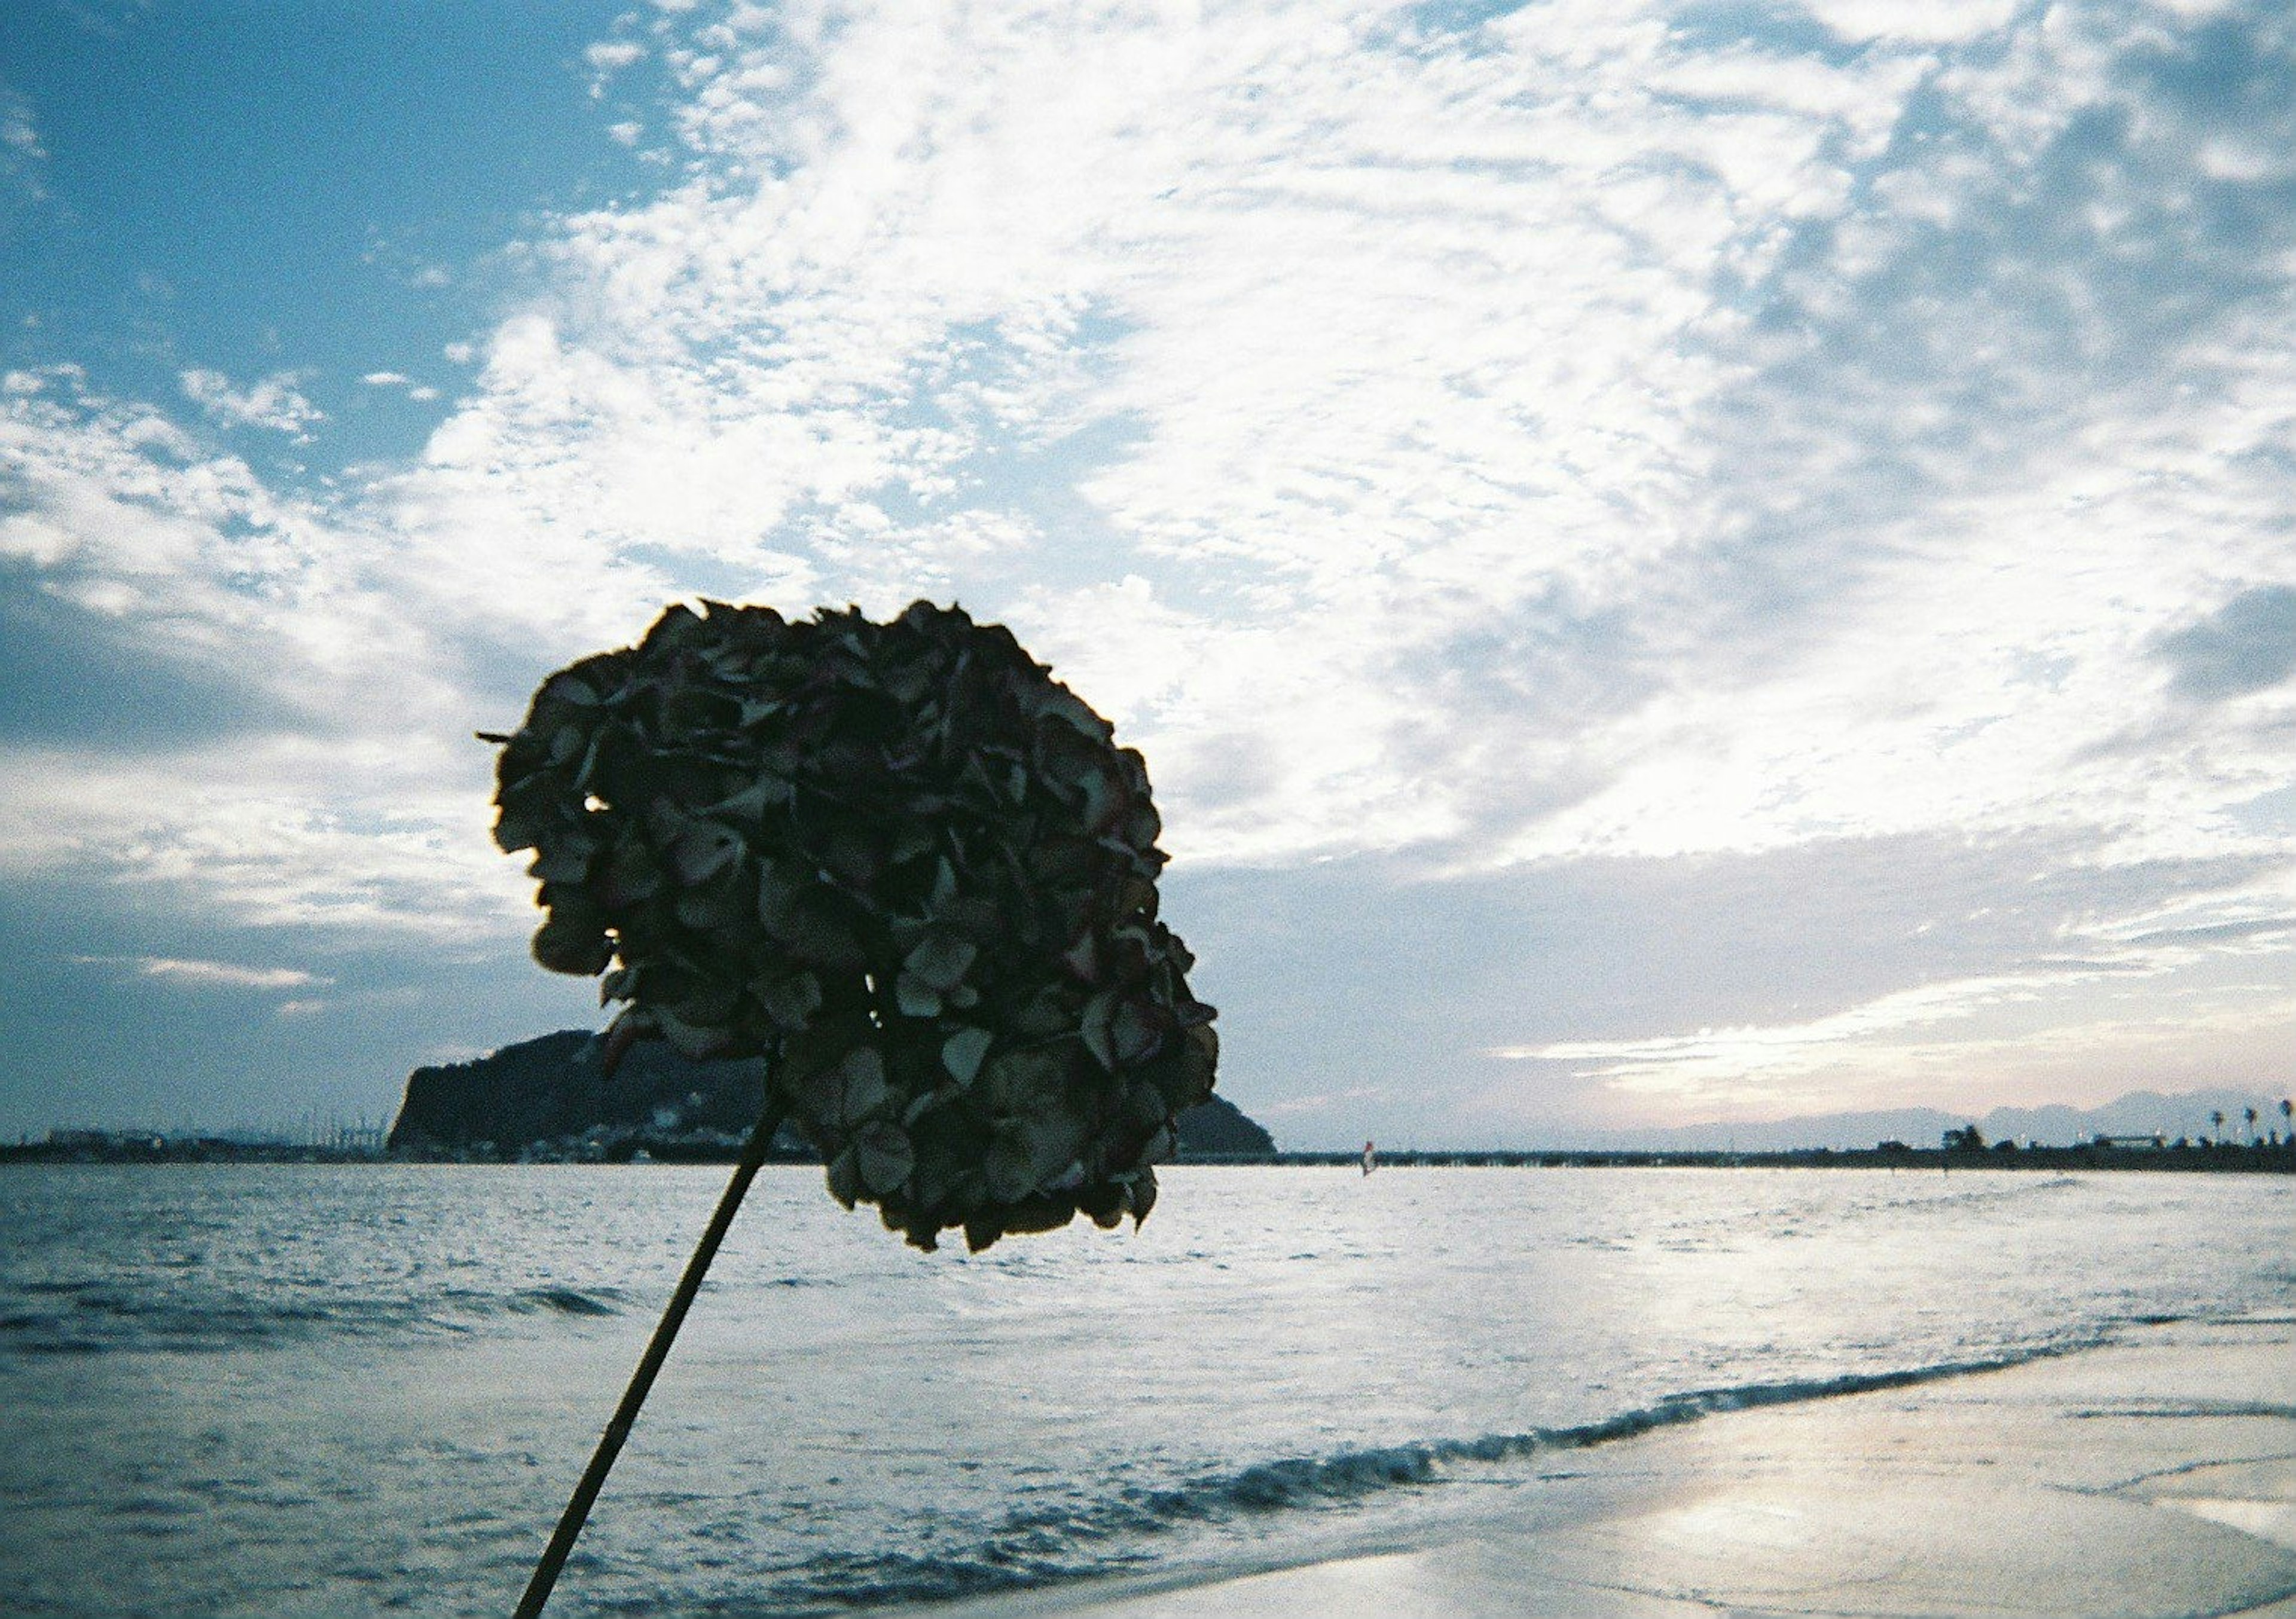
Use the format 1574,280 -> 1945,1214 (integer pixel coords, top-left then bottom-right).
1,1163 -> 2288,1617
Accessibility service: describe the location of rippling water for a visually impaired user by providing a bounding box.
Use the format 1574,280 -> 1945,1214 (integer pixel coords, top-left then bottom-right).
1,1163 -> 2287,1616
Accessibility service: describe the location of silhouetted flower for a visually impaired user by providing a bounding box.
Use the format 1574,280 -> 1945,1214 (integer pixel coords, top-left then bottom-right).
493,600 -> 1217,1250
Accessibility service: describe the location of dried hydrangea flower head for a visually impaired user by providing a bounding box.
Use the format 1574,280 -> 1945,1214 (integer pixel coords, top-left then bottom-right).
492,599 -> 1218,1251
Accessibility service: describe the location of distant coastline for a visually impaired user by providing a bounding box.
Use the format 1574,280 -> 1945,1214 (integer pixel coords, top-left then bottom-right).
1229,1140 -> 2296,1174
5,1135 -> 2291,1172
12,1031 -> 2286,1172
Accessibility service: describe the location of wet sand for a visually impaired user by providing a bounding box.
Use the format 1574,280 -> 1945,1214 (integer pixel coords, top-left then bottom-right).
904,1313 -> 2296,1618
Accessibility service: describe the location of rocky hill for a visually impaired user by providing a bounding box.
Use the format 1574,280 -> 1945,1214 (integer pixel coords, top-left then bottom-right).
389,1030 -> 1274,1161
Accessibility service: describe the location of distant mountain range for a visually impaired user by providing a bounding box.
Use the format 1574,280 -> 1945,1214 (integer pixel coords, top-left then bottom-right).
1550,1088 -> 2293,1153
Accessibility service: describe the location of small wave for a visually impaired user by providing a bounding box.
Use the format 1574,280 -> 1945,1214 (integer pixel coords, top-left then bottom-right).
512,1286 -> 622,1317
1227,1348 -> 2088,1519
438,1283 -> 628,1320
0,1292 -> 347,1354
1130,1338 -> 2103,1520
766,1547 -> 1074,1612
4,1330 -> 106,1355
2072,1401 -> 2296,1422
752,1336 -> 2114,1611
0,1278 -> 633,1356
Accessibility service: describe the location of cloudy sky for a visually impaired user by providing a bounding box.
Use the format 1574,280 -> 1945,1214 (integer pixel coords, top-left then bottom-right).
2,0 -> 2290,1148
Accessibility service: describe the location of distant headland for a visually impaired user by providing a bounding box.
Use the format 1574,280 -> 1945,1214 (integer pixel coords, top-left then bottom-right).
379,1030 -> 1276,1164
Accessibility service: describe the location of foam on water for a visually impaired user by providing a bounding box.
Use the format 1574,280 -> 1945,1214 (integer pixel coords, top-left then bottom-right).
0,1163 -> 2287,1615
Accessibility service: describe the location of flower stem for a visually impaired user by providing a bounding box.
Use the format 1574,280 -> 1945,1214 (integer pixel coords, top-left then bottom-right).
514,1107 -> 784,1618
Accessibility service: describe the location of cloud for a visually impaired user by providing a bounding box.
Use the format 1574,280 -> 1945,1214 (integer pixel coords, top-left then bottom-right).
179,368 -> 324,435
586,39 -> 646,72
81,955 -> 332,991
0,372 -> 528,942
2,0 -> 2291,1137
346,0 -> 2291,892
1497,970 -> 2105,1095
1257,1085 -> 1393,1120
1175,823 -> 2291,1138
0,582 -> 306,751
1486,970 -> 2296,1122
1,99 -> 41,160
361,371 -> 443,402
1800,0 -> 2017,45
2120,915 -> 2296,948
32,6 -> 2296,893
0,733 -> 531,939
1,85 -> 45,203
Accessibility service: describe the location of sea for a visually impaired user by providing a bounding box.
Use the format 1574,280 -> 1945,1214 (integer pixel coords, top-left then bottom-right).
1,1163 -> 2289,1617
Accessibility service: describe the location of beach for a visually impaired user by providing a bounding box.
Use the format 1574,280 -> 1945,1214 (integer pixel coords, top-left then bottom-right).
916,1312 -> 2296,1618
2,1165 -> 2289,1615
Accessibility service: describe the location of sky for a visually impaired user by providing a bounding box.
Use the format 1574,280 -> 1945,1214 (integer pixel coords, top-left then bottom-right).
1,0 -> 2291,1149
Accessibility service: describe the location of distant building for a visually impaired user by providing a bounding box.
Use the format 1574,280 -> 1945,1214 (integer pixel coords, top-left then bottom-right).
2092,1133 -> 2167,1150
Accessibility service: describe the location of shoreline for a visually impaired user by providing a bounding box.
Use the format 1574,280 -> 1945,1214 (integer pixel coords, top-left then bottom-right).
899,1312 -> 2296,1617
5,1141 -> 2292,1174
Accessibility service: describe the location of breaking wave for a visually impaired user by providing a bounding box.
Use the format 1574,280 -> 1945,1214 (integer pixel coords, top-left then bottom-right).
768,1336 -> 2112,1609
1100,1339 -> 2096,1520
